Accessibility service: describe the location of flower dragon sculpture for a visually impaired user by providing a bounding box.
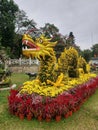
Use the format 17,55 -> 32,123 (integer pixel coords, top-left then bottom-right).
8,29 -> 98,121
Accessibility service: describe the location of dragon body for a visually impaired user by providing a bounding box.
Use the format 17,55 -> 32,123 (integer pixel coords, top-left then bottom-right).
21,31 -> 90,96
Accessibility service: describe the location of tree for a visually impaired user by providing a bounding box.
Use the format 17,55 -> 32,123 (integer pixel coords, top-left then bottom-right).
15,10 -> 37,34
66,32 -> 75,45
53,33 -> 66,59
0,1 -> 37,58
0,0 -> 18,49
0,45 -> 9,71
65,32 -> 81,55
91,43 -> 98,57
41,23 -> 59,38
81,49 -> 92,62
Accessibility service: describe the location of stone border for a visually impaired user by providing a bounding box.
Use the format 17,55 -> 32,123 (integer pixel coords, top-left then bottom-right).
0,84 -> 16,91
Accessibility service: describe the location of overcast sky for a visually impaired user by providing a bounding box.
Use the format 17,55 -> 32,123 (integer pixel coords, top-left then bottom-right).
14,0 -> 98,50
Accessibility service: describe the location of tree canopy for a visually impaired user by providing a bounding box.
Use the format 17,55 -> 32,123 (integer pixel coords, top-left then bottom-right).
91,43 -> 98,57
0,0 -> 18,48
15,10 -> 37,34
41,23 -> 59,38
81,49 -> 92,62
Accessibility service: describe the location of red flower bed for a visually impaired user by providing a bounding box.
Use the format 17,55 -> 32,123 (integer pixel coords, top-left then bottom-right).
8,76 -> 98,121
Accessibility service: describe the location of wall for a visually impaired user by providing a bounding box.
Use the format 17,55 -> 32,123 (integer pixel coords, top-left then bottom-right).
9,65 -> 39,73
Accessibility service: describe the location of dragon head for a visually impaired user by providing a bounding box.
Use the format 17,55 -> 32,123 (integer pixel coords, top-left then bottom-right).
22,34 -> 57,60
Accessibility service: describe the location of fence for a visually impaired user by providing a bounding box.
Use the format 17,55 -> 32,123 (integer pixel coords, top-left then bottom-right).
0,58 -> 40,66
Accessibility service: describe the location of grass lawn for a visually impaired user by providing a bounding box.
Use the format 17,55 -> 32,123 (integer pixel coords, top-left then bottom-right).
0,73 -> 98,130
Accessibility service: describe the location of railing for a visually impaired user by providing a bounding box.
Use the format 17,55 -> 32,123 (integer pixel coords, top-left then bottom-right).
0,58 -> 39,66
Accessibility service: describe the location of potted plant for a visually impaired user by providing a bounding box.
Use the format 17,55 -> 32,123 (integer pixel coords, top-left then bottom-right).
26,110 -> 33,121
36,104 -> 44,121
45,104 -> 53,122
54,104 -> 63,122
17,101 -> 26,120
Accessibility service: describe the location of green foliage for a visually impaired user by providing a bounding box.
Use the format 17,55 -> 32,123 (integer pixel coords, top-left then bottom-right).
81,49 -> 92,62
53,34 -> 66,58
15,10 -> 37,34
41,23 -> 59,38
0,0 -> 18,48
0,46 -> 11,83
0,0 -> 37,58
3,77 -> 11,84
91,43 -> 98,57
0,68 -> 5,73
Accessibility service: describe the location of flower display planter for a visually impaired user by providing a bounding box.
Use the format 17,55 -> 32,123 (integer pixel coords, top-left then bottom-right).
8,76 -> 98,122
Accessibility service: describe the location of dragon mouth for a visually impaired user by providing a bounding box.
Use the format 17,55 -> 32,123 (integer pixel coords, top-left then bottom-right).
22,39 -> 40,51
